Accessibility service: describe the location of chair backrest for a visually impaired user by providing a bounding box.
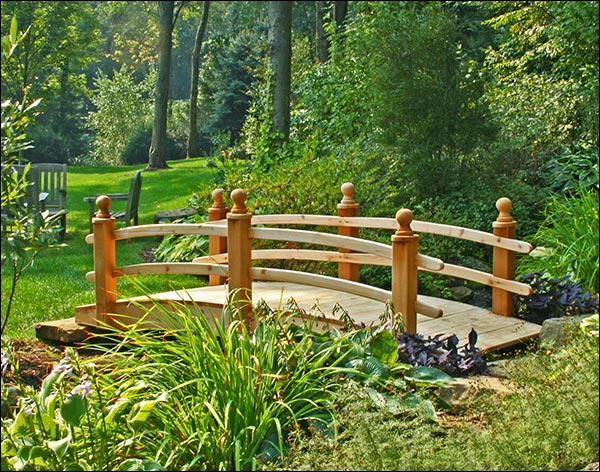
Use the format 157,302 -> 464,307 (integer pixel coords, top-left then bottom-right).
12,164 -> 43,211
125,170 -> 142,225
31,163 -> 67,211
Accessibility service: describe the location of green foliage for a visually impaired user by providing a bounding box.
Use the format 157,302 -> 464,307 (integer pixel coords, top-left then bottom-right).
119,125 -> 186,165
2,296 -> 458,470
482,1 -> 599,166
518,187 -> 599,293
273,324 -> 599,471
545,144 -> 599,194
86,66 -> 154,165
1,18 -> 63,336
1,346 -> 165,471
1,2 -> 102,163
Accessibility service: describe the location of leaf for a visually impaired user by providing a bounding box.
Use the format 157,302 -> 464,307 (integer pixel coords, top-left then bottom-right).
404,366 -> 455,387
61,394 -> 86,427
47,433 -> 71,459
103,397 -> 131,425
127,392 -> 168,429
369,329 -> 398,364
115,458 -> 164,471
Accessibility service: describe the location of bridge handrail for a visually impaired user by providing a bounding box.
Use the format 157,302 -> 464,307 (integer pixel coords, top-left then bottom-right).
82,185 -> 531,334
250,214 -> 532,253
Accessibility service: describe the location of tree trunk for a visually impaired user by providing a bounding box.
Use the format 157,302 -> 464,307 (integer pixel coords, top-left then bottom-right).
334,1 -> 348,28
186,1 -> 210,159
316,1 -> 329,63
268,1 -> 292,144
148,1 -> 174,170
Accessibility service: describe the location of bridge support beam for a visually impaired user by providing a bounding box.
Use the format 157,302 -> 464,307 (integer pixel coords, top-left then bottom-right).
227,189 -> 255,332
337,182 -> 360,282
391,208 -> 419,335
208,188 -> 229,286
493,198 -> 517,317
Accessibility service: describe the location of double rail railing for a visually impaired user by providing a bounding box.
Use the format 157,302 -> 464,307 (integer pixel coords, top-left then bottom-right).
77,183 -> 533,334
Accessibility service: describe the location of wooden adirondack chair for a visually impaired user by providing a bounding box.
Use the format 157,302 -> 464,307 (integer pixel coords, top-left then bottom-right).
31,163 -> 68,239
1,164 -> 46,231
84,170 -> 143,234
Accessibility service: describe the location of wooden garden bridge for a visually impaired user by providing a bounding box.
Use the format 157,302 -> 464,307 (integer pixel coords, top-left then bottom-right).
73,183 -> 541,353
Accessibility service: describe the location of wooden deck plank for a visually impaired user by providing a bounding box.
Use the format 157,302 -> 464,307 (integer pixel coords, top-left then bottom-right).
121,281 -> 540,353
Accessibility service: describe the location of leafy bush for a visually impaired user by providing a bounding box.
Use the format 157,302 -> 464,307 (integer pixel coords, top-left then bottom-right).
516,271 -> 599,325
518,187 -> 599,293
120,126 -> 187,165
1,346 -> 163,471
396,328 -> 488,377
86,66 -> 154,165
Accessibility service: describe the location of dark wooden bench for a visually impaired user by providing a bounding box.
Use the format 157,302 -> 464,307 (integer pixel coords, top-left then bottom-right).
84,170 -> 142,233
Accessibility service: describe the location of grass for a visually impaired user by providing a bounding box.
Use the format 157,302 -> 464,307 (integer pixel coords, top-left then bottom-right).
1,158 -> 218,340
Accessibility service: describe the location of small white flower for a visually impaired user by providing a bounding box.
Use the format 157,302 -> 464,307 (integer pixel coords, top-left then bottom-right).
72,379 -> 93,398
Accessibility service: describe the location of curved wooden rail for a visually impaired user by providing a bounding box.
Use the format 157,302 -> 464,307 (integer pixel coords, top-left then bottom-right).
79,186 -> 532,335
251,214 -> 533,253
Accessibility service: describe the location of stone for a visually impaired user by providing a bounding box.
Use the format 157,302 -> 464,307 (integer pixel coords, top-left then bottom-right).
449,285 -> 473,303
153,207 -> 197,224
538,314 -> 591,349
35,317 -> 92,344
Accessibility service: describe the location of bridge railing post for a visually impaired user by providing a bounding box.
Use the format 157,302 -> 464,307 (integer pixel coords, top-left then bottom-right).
208,188 -> 229,286
337,182 -> 360,282
391,208 -> 419,336
92,195 -> 117,326
226,189 -> 255,331
492,197 -> 517,317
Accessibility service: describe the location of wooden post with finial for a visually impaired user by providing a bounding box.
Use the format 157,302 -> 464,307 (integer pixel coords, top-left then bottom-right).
391,208 -> 419,335
92,195 -> 117,327
208,188 -> 229,286
337,182 -> 360,282
226,188 -> 255,331
492,197 -> 517,317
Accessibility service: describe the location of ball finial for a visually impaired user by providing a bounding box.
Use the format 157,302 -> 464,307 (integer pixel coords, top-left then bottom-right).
496,197 -> 513,222
340,182 -> 355,204
230,188 -> 247,214
95,195 -> 112,218
395,208 -> 414,234
212,188 -> 225,208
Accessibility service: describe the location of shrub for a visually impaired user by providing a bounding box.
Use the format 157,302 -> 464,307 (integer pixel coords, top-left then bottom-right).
517,186 -> 599,293
396,328 -> 488,377
120,126 -> 187,165
516,271 -> 599,325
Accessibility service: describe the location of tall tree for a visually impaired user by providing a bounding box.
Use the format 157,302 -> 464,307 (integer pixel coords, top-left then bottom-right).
267,1 -> 292,143
148,1 -> 184,170
186,1 -> 210,159
316,1 -> 348,63
316,1 -> 328,63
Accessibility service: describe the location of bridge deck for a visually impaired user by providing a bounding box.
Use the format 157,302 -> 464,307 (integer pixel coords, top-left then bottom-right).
122,281 -> 541,353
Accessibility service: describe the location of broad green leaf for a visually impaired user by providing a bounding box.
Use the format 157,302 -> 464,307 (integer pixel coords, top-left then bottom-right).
369,329 -> 398,364
405,366 -> 455,387
127,392 -> 168,429
47,433 -> 71,459
115,458 -> 164,471
61,394 -> 86,427
103,397 -> 131,425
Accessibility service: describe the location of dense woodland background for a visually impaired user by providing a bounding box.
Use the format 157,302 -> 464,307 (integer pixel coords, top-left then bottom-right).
1,1 -> 599,292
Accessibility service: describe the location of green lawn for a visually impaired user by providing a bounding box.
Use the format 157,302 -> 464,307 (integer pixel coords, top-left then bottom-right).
1,158 -> 219,340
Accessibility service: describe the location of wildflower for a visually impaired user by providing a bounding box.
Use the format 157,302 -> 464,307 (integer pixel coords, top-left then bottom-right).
52,355 -> 74,377
1,351 -> 12,376
22,404 -> 34,417
72,376 -> 93,398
